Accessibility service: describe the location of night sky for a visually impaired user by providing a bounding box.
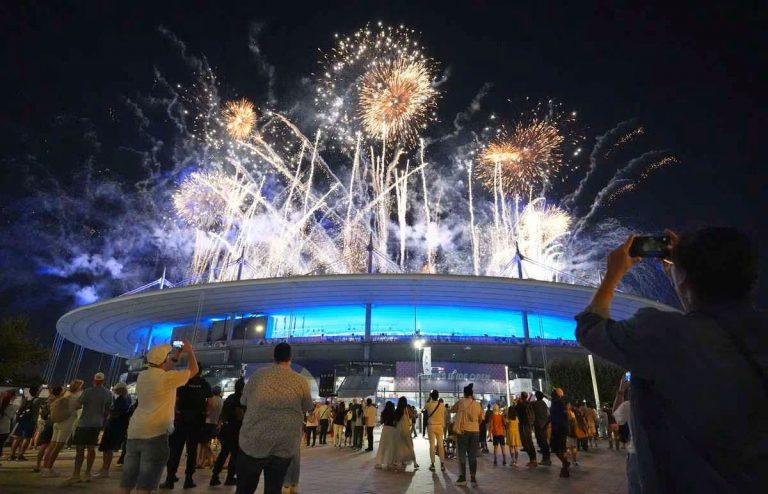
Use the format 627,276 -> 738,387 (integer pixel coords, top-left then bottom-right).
0,2 -> 766,376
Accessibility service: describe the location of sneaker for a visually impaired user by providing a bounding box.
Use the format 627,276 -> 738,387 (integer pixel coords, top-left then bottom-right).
63,476 -> 82,486
209,475 -> 221,487
183,477 -> 196,489
159,479 -> 174,489
440,463 -> 446,472
455,475 -> 467,486
470,477 -> 478,486
428,464 -> 435,472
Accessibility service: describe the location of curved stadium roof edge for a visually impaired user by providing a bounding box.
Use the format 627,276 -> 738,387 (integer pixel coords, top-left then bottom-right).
57,274 -> 677,357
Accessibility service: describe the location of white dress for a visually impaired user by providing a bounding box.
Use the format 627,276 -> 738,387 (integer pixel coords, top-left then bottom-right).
375,424 -> 398,468
394,414 -> 417,466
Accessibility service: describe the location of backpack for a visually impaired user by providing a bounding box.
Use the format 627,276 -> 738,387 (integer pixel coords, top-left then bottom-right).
49,396 -> 72,423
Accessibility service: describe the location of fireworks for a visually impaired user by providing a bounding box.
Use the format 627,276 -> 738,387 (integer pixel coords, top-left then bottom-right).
358,57 -> 437,143
316,23 -> 437,149
223,99 -> 257,140
173,171 -> 240,231
477,119 -> 564,196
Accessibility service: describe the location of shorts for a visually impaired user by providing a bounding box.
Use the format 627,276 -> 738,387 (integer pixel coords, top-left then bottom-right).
72,426 -> 102,446
567,436 -> 578,449
52,415 -> 76,443
201,423 -> 218,442
38,423 -> 54,445
13,419 -> 36,438
120,434 -> 170,491
492,435 -> 505,446
550,432 -> 566,454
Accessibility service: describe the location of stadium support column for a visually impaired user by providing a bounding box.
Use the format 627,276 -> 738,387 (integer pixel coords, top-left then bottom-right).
522,311 -> 532,366
364,234 -> 373,361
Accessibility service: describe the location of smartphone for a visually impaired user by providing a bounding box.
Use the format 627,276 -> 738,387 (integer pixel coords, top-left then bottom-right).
625,371 -> 632,382
172,340 -> 183,349
629,235 -> 670,258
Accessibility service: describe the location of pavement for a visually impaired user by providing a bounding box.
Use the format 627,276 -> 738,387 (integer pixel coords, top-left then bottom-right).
0,432 -> 628,493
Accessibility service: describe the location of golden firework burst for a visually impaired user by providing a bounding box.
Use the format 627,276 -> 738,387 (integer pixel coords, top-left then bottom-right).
358,57 -> 436,144
223,99 -> 256,140
477,119 -> 564,195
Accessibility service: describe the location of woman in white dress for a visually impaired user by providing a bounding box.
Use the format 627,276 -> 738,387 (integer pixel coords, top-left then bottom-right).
393,397 -> 419,471
374,401 -> 397,469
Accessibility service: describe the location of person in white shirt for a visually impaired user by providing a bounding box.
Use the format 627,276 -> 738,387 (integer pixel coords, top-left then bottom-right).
424,391 -> 446,472
450,383 -> 483,487
198,386 -> 224,468
363,398 -> 377,451
118,341 -> 196,494
613,375 -> 639,494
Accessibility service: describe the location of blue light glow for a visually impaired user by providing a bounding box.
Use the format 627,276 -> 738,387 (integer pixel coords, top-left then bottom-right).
528,313 -> 576,340
371,305 -> 523,337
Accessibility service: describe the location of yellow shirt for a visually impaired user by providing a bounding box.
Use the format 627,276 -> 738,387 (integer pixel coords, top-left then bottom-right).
127,367 -> 190,439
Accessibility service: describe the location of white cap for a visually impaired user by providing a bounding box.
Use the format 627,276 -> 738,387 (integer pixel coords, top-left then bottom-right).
94,372 -> 106,381
146,344 -> 172,365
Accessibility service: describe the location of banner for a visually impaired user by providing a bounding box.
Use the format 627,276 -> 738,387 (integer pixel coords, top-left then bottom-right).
422,347 -> 432,375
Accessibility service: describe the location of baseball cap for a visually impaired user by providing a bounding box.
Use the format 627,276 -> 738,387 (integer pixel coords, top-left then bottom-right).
94,372 -> 106,381
146,344 -> 173,365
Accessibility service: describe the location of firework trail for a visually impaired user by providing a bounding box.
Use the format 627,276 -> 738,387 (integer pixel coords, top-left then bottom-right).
9,24 -> 679,309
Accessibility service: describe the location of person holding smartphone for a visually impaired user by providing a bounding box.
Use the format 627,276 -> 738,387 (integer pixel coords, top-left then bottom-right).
575,228 -> 767,493
119,340 -> 197,494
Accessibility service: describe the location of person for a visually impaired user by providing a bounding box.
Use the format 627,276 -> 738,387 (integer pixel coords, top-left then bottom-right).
9,386 -> 44,461
42,379 -> 84,477
487,403 -> 507,466
199,385 -> 223,468
351,399 -> 364,450
159,366 -> 211,490
598,404 -> 609,440
332,401 -> 346,447
443,401 -> 452,441
119,341 -> 196,494
374,401 -> 396,469
613,375 -> 639,494
316,400 -> 331,445
424,391 -> 446,472
515,392 -> 538,467
409,405 -> 418,438
565,401 -> 580,467
604,405 -> 619,449
505,405 -> 521,466
282,450 -> 300,494
450,383 -> 483,486
363,398 -> 377,451
421,405 -> 429,438
576,228 -> 768,493
33,386 -> 63,473
344,403 -> 353,446
94,382 -> 132,479
393,397 -> 418,470
549,388 -> 570,478
304,403 -> 318,447
586,402 -> 599,448
0,390 -> 19,462
574,402 -> 589,451
237,342 -> 313,494
66,372 -> 114,484
479,403 -> 491,453
532,391 -> 551,465
211,378 -> 245,487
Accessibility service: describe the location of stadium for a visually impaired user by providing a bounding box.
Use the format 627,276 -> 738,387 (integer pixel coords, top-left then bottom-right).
56,273 -> 673,403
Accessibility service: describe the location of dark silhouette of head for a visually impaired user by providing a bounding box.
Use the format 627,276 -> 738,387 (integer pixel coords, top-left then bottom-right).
274,342 -> 292,362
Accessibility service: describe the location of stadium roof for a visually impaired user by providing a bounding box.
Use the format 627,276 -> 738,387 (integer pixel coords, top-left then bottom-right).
57,274 -> 676,356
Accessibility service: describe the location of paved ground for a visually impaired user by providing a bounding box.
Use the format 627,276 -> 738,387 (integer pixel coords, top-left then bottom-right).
0,432 -> 628,493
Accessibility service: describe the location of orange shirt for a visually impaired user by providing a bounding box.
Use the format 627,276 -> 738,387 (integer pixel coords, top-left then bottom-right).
489,413 -> 505,436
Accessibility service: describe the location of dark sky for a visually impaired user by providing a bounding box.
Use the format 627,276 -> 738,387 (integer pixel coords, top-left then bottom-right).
0,1 -> 766,375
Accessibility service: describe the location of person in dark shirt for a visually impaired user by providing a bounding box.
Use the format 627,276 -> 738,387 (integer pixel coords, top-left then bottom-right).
515,392 -> 537,467
160,369 -> 212,489
532,391 -> 551,465
576,228 -> 768,493
211,378 -> 245,487
549,388 -> 570,478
